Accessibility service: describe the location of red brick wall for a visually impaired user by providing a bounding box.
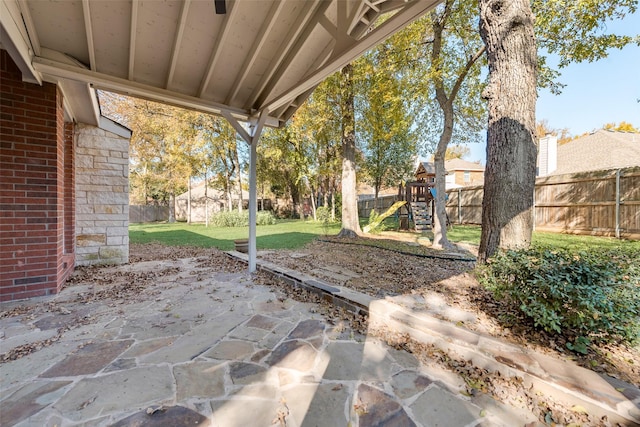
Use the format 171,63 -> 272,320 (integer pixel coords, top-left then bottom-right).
62,122 -> 75,282
0,50 -> 72,301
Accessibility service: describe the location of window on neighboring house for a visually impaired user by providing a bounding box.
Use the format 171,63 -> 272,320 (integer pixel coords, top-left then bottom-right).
446,173 -> 455,184
464,171 -> 471,183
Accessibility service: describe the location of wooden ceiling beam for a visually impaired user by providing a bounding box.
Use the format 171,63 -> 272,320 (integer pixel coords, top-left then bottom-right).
261,0 -> 437,113
81,0 -> 96,70
128,0 -> 139,80
198,0 -> 238,97
244,0 -> 327,109
224,0 -> 286,105
166,0 -> 191,89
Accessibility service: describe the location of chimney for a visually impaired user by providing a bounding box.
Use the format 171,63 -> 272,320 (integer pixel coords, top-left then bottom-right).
537,134 -> 557,176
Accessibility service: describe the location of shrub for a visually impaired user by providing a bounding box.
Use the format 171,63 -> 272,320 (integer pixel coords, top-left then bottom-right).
316,206 -> 333,223
256,211 -> 276,225
209,210 -> 276,227
367,209 -> 383,234
477,246 -> 640,353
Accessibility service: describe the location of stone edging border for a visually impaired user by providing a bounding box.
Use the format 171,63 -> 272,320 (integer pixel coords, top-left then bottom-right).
226,250 -> 640,426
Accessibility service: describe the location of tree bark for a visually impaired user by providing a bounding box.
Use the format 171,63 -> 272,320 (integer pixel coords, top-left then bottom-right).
168,193 -> 176,223
338,63 -> 361,238
234,146 -> 243,213
478,0 -> 538,263
204,171 -> 209,227
187,175 -> 192,224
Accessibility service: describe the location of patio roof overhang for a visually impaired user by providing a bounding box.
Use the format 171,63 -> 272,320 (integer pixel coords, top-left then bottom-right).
1,0 -> 439,128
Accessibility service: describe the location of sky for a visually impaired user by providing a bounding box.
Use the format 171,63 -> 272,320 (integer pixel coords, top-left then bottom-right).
466,10 -> 640,164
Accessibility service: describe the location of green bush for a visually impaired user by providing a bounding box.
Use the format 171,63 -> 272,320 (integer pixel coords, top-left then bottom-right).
477,246 -> 640,353
316,206 -> 333,223
256,210 -> 276,225
209,210 -> 276,227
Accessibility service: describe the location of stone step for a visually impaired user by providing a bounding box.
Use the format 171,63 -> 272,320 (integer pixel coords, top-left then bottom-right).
368,299 -> 640,426
229,251 -> 640,426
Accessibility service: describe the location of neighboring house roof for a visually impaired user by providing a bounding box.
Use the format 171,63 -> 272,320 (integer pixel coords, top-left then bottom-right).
416,159 -> 484,176
554,129 -> 640,175
444,158 -> 485,172
417,161 -> 436,175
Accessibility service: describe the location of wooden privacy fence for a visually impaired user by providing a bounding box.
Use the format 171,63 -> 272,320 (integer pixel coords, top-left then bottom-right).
358,195 -> 398,218
130,205 -> 169,223
445,166 -> 640,239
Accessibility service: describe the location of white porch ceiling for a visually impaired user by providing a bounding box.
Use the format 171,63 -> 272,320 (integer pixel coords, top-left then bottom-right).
1,0 -> 439,127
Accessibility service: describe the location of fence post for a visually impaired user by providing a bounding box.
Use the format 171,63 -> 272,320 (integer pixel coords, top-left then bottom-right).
615,168 -> 621,239
532,185 -> 536,232
457,188 -> 461,224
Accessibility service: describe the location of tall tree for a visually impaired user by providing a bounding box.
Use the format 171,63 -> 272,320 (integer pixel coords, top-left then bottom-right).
477,1 -> 637,261
420,0 -> 487,250
478,0 -> 538,263
533,0 -> 639,94
358,45 -> 417,204
338,63 -> 361,237
306,82 -> 342,220
258,123 -> 312,218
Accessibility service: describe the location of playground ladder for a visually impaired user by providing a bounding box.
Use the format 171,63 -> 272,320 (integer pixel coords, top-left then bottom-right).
410,202 -> 430,231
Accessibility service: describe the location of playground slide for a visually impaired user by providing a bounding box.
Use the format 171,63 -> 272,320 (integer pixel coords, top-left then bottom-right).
363,201 -> 407,233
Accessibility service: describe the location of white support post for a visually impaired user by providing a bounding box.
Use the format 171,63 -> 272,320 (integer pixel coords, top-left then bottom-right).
248,139 -> 258,271
222,110 -> 268,273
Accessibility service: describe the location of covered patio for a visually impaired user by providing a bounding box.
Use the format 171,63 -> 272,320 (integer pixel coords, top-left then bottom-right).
1,0 -> 440,302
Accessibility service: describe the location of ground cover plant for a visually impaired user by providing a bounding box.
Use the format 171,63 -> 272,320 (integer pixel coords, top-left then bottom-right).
478,246 -> 640,354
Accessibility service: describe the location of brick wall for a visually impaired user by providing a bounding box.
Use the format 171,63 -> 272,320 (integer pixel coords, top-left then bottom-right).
0,50 -> 72,301
61,122 -> 76,283
75,124 -> 129,266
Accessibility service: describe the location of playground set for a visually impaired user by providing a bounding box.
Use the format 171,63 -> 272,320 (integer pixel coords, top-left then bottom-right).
364,162 -> 443,233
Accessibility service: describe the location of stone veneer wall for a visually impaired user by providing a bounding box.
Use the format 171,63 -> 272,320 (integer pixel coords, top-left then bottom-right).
75,124 -> 129,265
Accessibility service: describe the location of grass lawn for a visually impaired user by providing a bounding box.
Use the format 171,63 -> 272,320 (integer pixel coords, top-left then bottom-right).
443,224 -> 640,251
129,220 -> 342,251
130,220 -> 638,252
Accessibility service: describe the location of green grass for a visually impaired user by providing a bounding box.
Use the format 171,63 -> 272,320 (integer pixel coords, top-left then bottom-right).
130,221 -> 639,252
129,220 -> 342,250
444,224 -> 640,251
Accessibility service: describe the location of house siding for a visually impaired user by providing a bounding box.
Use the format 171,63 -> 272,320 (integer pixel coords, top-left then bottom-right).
453,170 -> 484,186
75,124 -> 129,266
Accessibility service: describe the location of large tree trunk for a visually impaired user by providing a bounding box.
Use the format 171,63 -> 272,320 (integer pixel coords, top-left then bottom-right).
478,0 -> 538,263
338,63 -> 361,237
168,193 -> 176,223
187,175 -> 192,224
432,132 -> 454,250
204,171 -> 209,227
